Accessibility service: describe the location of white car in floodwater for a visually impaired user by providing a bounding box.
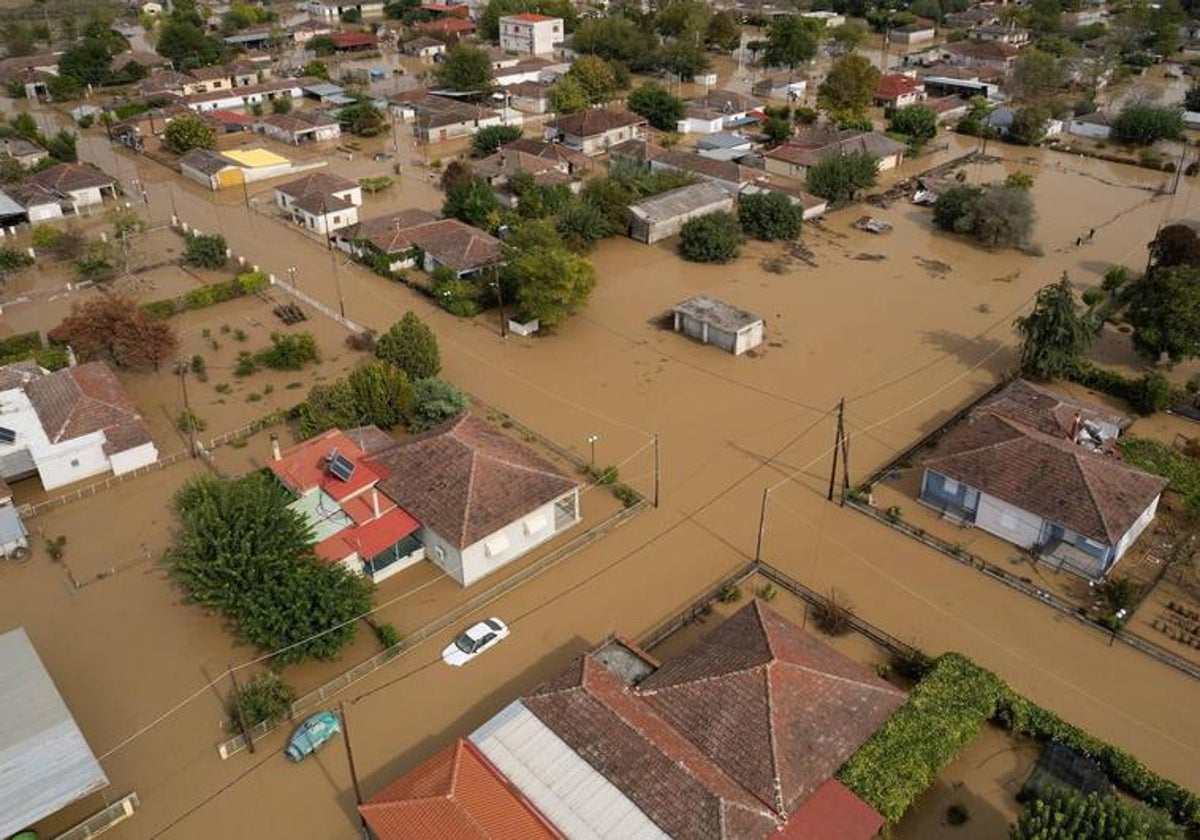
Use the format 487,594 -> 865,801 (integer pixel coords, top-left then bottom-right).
442,618 -> 510,666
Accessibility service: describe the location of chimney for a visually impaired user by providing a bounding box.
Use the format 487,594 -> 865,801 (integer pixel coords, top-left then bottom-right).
1069,411 -> 1082,443
270,433 -> 281,462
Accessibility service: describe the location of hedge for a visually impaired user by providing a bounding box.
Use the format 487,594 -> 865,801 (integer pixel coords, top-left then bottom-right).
994,691 -> 1200,831
143,271 -> 271,320
837,653 -> 1006,822
1065,360 -> 1182,416
837,652 -> 1200,832
0,331 -> 70,371
1118,437 -> 1200,511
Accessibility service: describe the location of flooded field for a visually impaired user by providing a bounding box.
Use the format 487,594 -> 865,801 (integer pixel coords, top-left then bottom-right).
0,96 -> 1198,839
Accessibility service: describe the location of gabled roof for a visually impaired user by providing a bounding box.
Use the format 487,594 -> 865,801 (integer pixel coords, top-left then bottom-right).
269,428 -> 382,501
945,39 -> 1020,59
330,31 -> 379,48
337,208 -> 440,254
523,601 -> 904,839
546,108 -> 646,138
259,111 -> 339,134
922,412 -> 1167,545
765,129 -> 905,167
25,362 -> 152,455
402,219 -> 502,273
179,148 -> 236,175
359,739 -> 562,840
187,65 -> 231,81
979,379 -> 1129,440
276,172 -> 358,212
689,89 -> 760,114
369,413 -> 577,548
673,295 -> 762,333
499,138 -> 590,170
656,149 -> 755,186
629,181 -> 733,224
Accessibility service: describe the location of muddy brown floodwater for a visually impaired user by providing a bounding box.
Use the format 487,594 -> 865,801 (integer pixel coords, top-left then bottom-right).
1,102 -> 1198,840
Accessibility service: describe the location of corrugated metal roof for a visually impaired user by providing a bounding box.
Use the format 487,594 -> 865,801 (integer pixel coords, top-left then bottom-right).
471,701 -> 668,840
0,190 -> 26,218
0,627 -> 108,837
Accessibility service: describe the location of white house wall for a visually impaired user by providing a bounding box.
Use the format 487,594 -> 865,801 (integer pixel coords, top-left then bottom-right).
26,203 -> 63,222
107,441 -> 159,476
33,434 -> 112,490
67,187 -> 104,208
1113,494 -> 1160,561
973,492 -> 1045,551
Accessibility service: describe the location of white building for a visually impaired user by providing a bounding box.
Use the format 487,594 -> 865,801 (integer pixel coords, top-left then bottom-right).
274,172 -> 363,234
672,295 -> 765,356
0,361 -> 158,492
370,414 -> 581,587
499,13 -> 564,55
306,0 -> 385,19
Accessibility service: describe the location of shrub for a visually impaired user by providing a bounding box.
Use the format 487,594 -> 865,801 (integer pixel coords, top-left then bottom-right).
1119,437 -> 1200,510
409,377 -> 466,431
370,620 -> 402,650
227,671 -> 295,730
612,483 -> 641,508
255,332 -> 319,370
812,589 -> 855,635
142,299 -> 178,320
237,270 -> 269,295
838,653 -> 1007,823
234,352 -> 258,377
375,312 -> 440,381
945,803 -> 970,826
177,409 -> 206,432
30,225 -> 61,250
755,583 -> 778,601
184,233 -> 228,269
717,583 -> 742,603
679,211 -> 742,263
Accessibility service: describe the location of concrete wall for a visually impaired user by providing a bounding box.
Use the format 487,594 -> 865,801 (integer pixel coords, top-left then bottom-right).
631,194 -> 735,244
26,202 -> 63,222
34,434 -> 112,490
674,313 -> 763,354
1114,494 -> 1160,562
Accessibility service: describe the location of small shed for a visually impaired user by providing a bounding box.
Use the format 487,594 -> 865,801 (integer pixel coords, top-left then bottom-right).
627,181 -> 734,244
0,628 -> 109,837
672,295 -> 764,355
1022,741 -> 1113,801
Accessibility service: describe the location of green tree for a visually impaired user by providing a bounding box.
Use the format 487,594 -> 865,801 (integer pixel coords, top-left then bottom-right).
272,95 -> 293,115
1127,264 -> 1200,362
166,473 -> 373,664
1014,275 -> 1093,380
654,0 -> 710,39
762,116 -> 793,146
705,11 -> 741,51
548,74 -> 590,114
184,233 -> 228,269
43,130 -> 78,162
581,176 -> 638,234
1149,224 -> 1200,270
471,124 -> 523,156
409,378 -> 467,430
973,184 -> 1035,247
566,55 -> 618,104
47,74 -> 85,102
156,20 -> 226,69
569,16 -> 658,68
340,101 -> 385,137
346,361 -> 414,429
889,104 -> 938,145
680,211 -> 741,263
628,82 -> 685,131
1008,104 -> 1052,145
435,43 -> 494,93
375,311 -> 441,380
58,38 -> 114,87
227,671 -> 295,730
163,113 -> 216,154
661,40 -> 711,79
307,35 -> 337,56
556,198 -> 610,250
302,60 -> 330,80
1111,103 -> 1185,146
11,113 -> 37,141
829,22 -> 868,53
764,16 -> 822,70
509,240 -> 596,327
739,191 -> 802,241
443,175 -> 501,228
818,53 -> 881,116
805,150 -> 879,202
1011,788 -> 1182,840
1010,48 -> 1067,103
932,184 -> 984,234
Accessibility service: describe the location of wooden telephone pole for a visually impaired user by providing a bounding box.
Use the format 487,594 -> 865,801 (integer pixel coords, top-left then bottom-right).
339,701 -> 367,829
826,398 -> 850,504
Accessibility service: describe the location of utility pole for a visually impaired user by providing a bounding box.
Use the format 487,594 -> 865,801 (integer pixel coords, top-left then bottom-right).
329,249 -> 347,320
339,702 -> 367,827
827,398 -> 845,503
754,487 -> 768,562
179,363 -> 197,457
227,665 -> 255,754
652,433 -> 660,508
492,265 -> 506,338
839,404 -> 851,505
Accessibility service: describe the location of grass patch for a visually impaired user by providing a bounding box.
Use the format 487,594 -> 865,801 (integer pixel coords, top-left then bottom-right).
1118,437 -> 1199,510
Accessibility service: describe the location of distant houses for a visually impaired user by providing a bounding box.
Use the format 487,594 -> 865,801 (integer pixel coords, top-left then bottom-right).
764,129 -> 907,179
0,162 -> 117,223
544,109 -> 647,155
334,209 -> 504,277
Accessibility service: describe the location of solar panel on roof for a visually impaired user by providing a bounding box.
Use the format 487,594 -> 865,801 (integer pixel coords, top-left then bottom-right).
0,427 -> 15,444
328,452 -> 355,482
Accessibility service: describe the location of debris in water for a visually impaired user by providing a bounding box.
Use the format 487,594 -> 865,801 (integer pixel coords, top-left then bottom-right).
915,257 -> 952,276
854,253 -> 887,261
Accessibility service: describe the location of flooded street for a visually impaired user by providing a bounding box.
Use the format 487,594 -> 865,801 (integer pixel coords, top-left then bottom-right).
1,100 -> 1198,839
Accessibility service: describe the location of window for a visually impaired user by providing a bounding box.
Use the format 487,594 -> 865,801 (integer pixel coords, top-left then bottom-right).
484,533 -> 510,557
70,458 -> 80,467
523,513 -> 548,536
942,477 -> 959,495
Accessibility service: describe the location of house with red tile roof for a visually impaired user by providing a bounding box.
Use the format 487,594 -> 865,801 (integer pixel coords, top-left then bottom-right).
458,599 -> 903,839
544,109 -> 648,156
360,739 -> 562,839
333,210 -> 501,277
270,414 -> 579,585
875,73 -> 927,108
0,361 -> 158,491
918,379 -> 1165,580
415,17 -> 476,38
269,428 -> 425,583
366,414 -> 580,586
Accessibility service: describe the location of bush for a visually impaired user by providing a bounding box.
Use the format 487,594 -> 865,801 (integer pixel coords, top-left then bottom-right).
679,211 -> 742,263
612,483 -> 641,508
838,653 -> 1007,823
932,183 -> 1034,248
375,312 -> 440,381
227,671 -> 295,730
739,191 -> 803,241
1065,361 -> 1183,416
184,233 -> 228,269
1119,437 -> 1200,510
409,377 -> 466,431
30,225 -> 61,250
945,803 -> 970,826
717,583 -> 742,603
805,150 -> 879,203
471,124 -> 522,156
256,332 -> 319,370
812,589 -> 855,635
1012,788 -> 1181,839
370,620 -> 402,651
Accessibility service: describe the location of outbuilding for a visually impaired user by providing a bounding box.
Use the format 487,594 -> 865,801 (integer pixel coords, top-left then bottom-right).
671,295 -> 764,356
627,181 -> 734,244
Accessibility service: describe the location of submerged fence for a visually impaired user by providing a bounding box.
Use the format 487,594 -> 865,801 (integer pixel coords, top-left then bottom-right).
53,793 -> 139,840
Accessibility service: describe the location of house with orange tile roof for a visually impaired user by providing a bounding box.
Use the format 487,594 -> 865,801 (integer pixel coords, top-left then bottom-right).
372,600 -> 901,838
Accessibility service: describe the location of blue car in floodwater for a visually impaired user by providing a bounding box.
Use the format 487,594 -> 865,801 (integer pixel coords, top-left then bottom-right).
285,711 -> 340,762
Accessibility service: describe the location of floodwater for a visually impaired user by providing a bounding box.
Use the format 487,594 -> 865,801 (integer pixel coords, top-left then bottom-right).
1,97 -> 1199,840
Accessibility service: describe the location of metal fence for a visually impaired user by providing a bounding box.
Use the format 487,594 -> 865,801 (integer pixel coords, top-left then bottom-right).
217,498 -> 650,758
270,276 -> 365,334
17,450 -> 192,519
846,499 -> 1200,681
53,793 -> 139,840
639,561 -> 757,650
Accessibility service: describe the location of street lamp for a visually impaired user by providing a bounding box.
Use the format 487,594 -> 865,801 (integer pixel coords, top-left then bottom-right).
587,434 -> 599,467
